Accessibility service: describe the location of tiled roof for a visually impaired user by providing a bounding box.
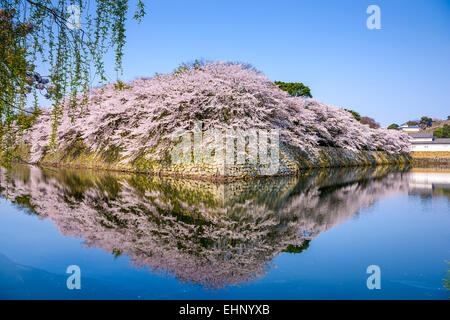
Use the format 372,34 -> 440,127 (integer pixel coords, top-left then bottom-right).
412,138 -> 450,144
408,132 -> 433,138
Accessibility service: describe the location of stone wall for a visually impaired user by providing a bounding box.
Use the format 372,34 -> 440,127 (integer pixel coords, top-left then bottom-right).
19,138 -> 411,180
410,151 -> 450,167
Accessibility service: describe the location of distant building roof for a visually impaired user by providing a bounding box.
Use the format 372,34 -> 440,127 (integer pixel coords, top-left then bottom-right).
408,132 -> 433,138
412,138 -> 450,144
401,124 -> 420,128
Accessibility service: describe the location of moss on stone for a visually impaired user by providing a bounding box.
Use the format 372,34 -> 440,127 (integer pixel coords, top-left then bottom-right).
13,132 -> 411,180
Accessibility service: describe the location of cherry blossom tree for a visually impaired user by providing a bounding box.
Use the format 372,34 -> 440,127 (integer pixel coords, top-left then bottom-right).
18,62 -> 410,167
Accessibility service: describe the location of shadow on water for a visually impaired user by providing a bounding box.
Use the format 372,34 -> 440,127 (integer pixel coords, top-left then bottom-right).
0,164 -> 448,290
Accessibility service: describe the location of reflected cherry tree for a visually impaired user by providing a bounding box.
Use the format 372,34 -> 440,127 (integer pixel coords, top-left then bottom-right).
0,165 -> 417,289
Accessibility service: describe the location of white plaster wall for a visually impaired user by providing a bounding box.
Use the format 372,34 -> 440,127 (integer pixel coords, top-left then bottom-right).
412,144 -> 450,152
403,128 -> 420,132
410,138 -> 433,142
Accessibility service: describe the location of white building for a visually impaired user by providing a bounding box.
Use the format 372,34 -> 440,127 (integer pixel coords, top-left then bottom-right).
400,124 -> 420,132
409,132 -> 450,152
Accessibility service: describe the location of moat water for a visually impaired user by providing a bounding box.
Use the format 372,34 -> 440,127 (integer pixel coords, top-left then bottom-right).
0,164 -> 448,299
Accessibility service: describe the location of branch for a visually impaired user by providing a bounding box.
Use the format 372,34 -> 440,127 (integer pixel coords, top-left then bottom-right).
24,0 -> 88,39
0,96 -> 34,115
25,0 -> 69,25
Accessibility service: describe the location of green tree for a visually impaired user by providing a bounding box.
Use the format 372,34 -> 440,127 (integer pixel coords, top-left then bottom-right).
344,109 -> 361,121
419,116 -> 433,129
274,81 -> 312,98
388,123 -> 400,130
0,0 -> 146,161
434,124 -> 450,138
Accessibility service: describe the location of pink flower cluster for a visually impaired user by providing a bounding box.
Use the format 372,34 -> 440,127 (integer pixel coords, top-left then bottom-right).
23,62 -> 410,164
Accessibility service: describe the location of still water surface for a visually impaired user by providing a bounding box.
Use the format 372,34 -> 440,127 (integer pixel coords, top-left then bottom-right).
0,164 -> 448,299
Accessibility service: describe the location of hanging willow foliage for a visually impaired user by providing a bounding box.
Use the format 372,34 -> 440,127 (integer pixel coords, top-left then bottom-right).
0,0 -> 146,161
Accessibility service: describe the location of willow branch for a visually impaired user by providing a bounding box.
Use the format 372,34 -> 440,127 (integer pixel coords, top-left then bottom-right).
0,96 -> 34,114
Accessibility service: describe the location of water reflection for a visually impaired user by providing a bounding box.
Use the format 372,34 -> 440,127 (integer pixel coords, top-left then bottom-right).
0,165 -> 448,289
408,168 -> 450,199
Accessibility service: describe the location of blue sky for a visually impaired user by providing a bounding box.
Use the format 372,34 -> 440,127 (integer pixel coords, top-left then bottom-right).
102,0 -> 450,126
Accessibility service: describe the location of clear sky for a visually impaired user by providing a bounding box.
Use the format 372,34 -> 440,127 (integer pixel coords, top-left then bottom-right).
102,0 -> 450,126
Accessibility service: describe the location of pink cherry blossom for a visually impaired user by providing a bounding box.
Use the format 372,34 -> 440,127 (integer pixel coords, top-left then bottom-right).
19,62 -> 410,166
